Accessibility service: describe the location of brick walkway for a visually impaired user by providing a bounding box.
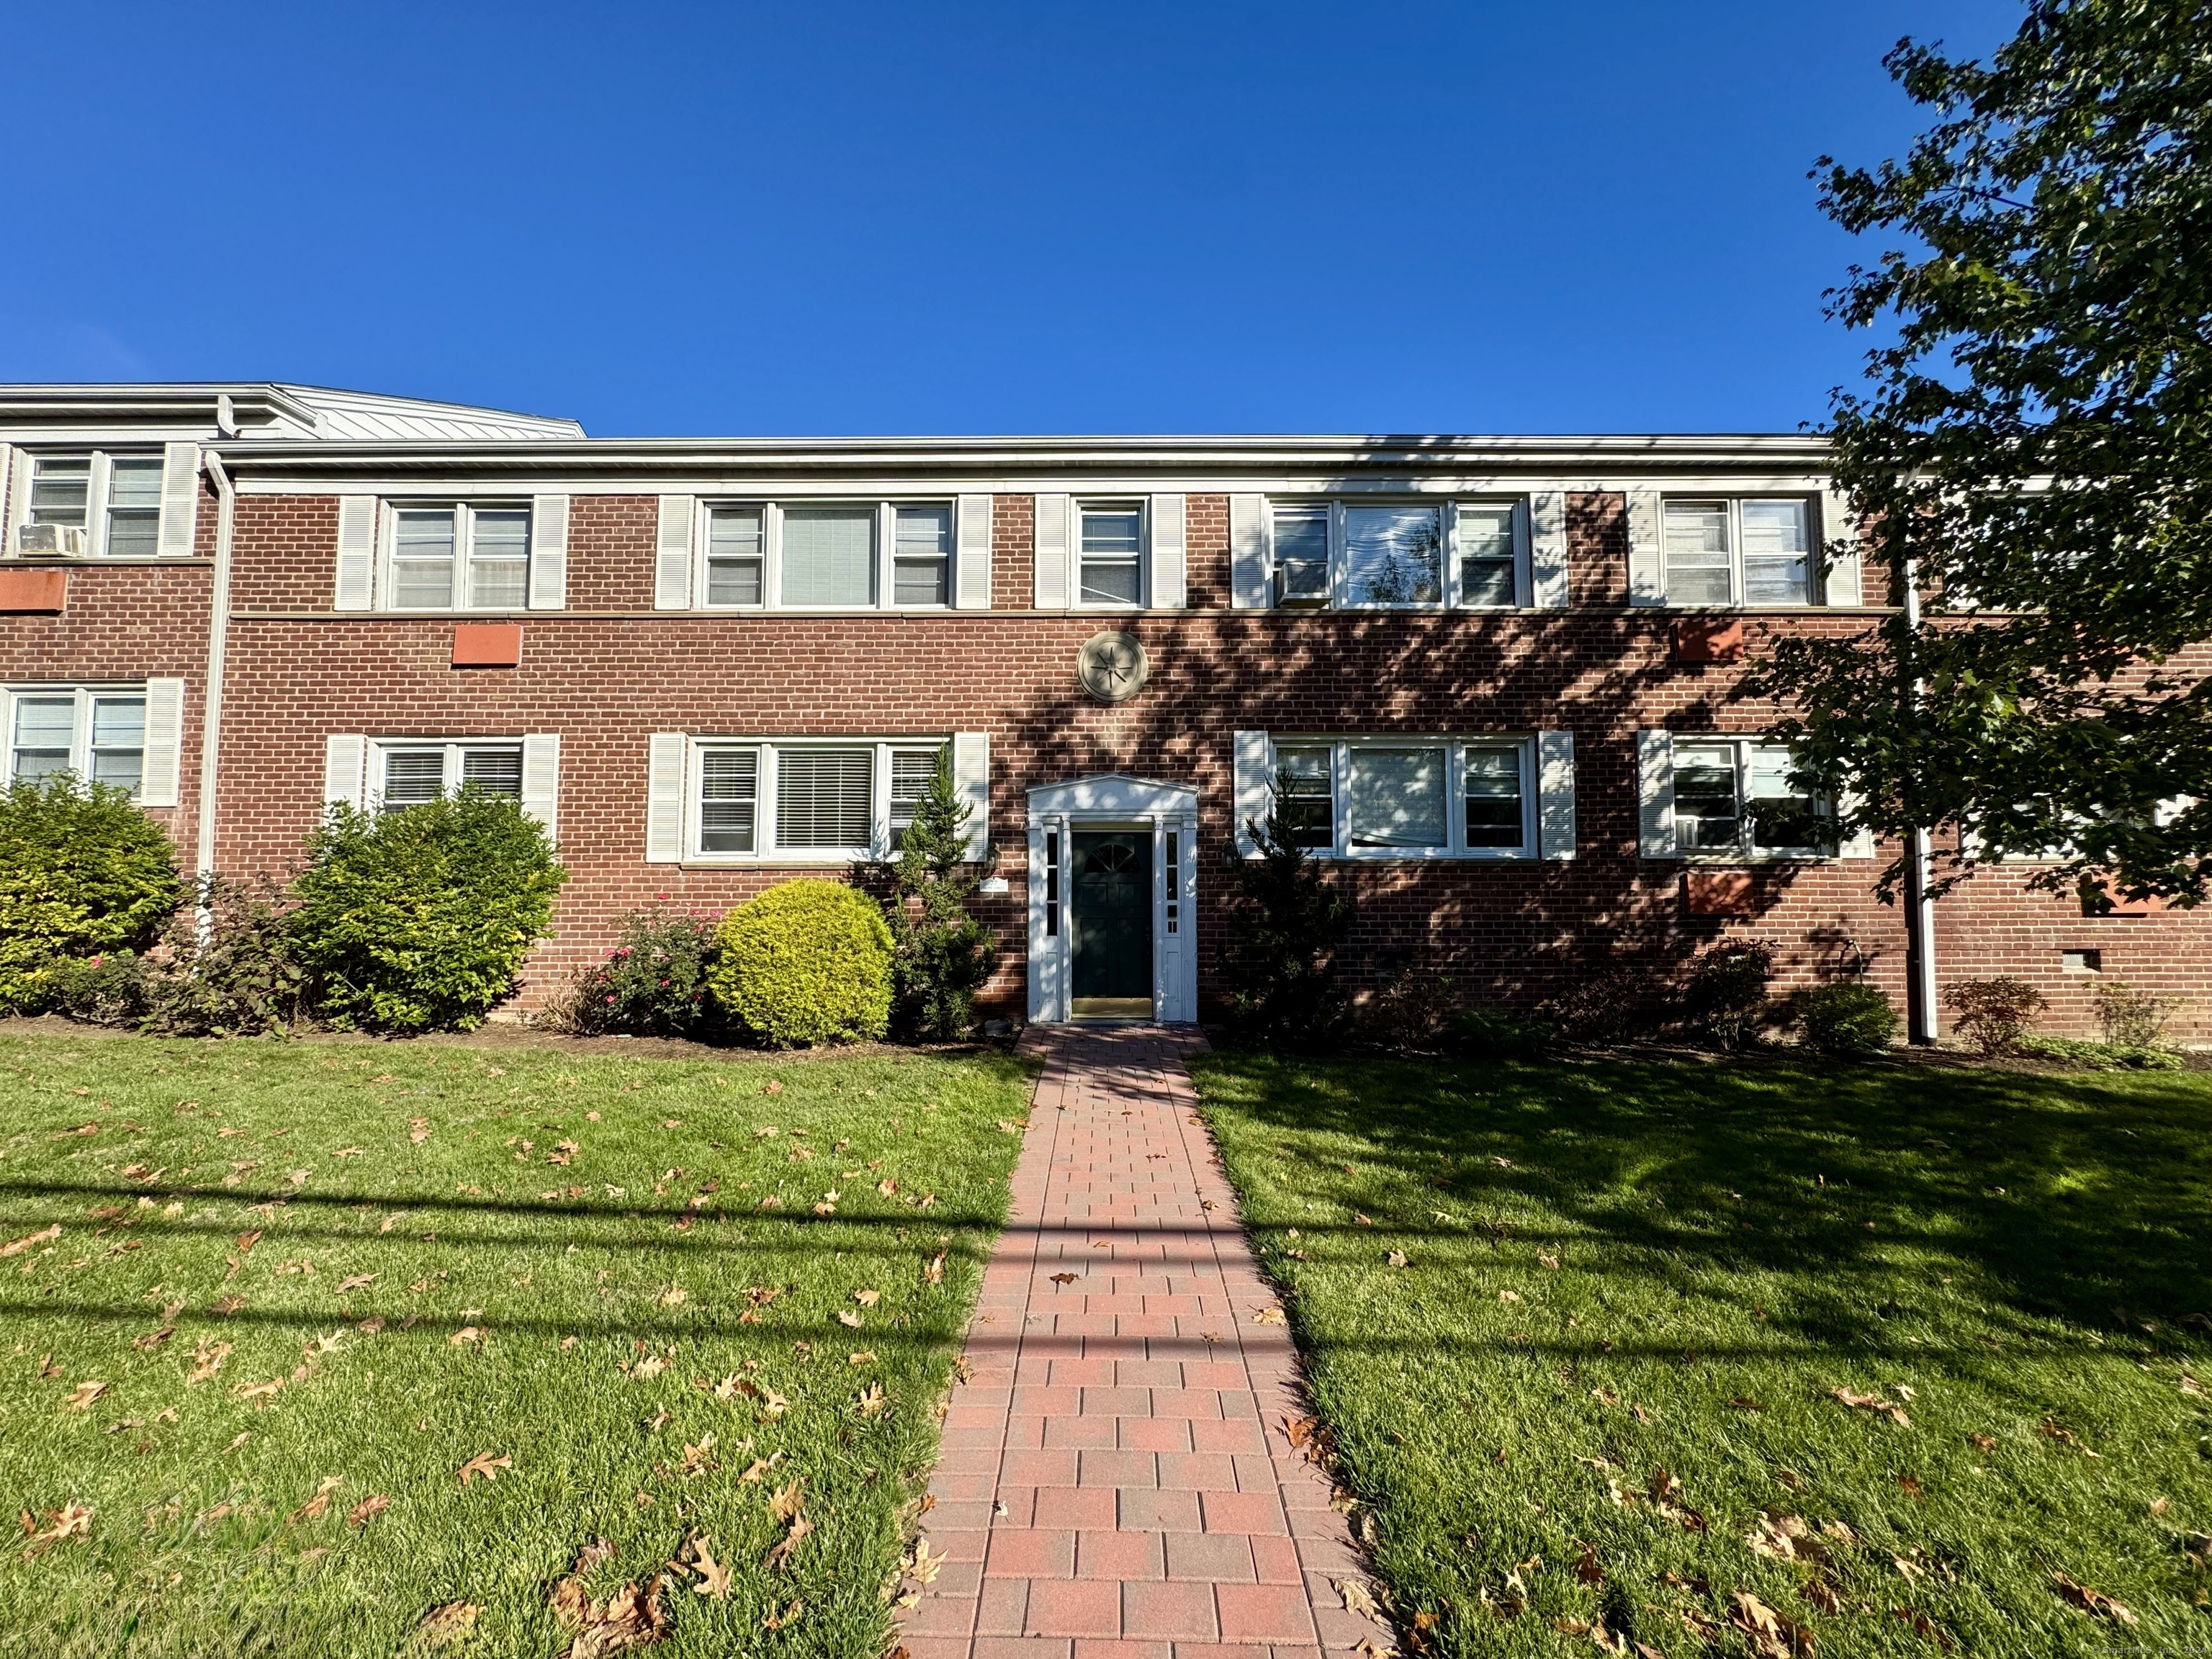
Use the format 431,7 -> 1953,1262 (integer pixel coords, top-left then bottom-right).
899,1025 -> 1388,1659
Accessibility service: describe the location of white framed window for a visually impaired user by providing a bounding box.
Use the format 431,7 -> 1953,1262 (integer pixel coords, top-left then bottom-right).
383,503 -> 534,611
1264,498 -> 1527,608
373,740 -> 525,809
1078,502 -> 1146,607
14,452 -> 168,558
6,688 -> 147,796
691,500 -> 961,611
1267,736 -> 1539,860
1662,497 -> 1813,606
1671,738 -> 1828,858
685,738 -> 952,860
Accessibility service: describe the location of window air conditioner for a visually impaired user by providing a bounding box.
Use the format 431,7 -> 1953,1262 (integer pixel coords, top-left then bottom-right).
1274,558 -> 1328,606
15,523 -> 86,557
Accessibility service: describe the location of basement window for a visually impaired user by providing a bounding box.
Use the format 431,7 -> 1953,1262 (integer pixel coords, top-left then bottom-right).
2062,949 -> 2103,974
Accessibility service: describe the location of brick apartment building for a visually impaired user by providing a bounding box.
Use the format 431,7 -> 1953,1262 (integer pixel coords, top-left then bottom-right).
0,382 -> 2203,1038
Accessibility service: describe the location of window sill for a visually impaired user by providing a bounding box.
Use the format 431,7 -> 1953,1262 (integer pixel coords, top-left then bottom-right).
1312,848 -> 1537,863
1657,853 -> 1835,866
676,853 -> 876,869
3,555 -> 212,568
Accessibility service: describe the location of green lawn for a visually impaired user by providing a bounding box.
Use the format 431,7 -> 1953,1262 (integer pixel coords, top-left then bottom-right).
1191,1050 -> 2212,1658
0,1034 -> 1034,1659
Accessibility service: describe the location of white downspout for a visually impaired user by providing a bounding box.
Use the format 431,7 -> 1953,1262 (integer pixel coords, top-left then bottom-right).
194,450 -> 235,925
1900,560 -> 1939,1043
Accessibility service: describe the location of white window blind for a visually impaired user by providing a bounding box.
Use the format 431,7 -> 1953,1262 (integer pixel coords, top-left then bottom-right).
1457,504 -> 1518,608
1346,746 -> 1448,849
706,506 -> 764,606
894,506 -> 951,606
775,747 -> 874,847
781,508 -> 874,606
699,747 -> 760,853
1078,504 -> 1144,606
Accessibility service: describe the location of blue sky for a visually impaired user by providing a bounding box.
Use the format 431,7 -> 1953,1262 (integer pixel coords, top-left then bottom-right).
0,2 -> 2017,437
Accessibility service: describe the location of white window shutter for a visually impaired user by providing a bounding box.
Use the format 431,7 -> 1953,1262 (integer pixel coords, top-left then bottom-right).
521,734 -> 561,839
1033,493 -> 1070,609
1636,729 -> 1676,858
955,494 -> 994,610
1233,729 -> 1270,857
1149,493 -> 1186,608
1836,786 -> 1875,860
1626,490 -> 1664,606
156,443 -> 200,557
333,497 -> 376,611
952,731 -> 991,860
655,495 -> 695,610
1,448 -> 30,549
1228,494 -> 1269,608
323,734 -> 368,810
1528,491 -> 1569,609
1820,486 -> 1863,606
529,495 -> 569,611
1536,731 -> 1576,859
140,678 -> 186,807
644,732 -> 687,862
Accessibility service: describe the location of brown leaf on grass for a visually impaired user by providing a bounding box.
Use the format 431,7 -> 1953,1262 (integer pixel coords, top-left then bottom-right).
289,1475 -> 344,1523
836,1310 -> 863,1328
1385,1251 -> 1408,1268
457,1452 -> 512,1488
64,1380 -> 108,1411
856,1381 -> 886,1415
763,1514 -> 814,1572
924,1251 -> 945,1285
2051,1570 -> 2138,1626
1730,1590 -> 1814,1658
2040,1418 -> 2079,1446
1897,1474 -> 1924,1498
1648,1467 -> 1707,1532
337,1273 -> 377,1293
768,1480 -> 805,1524
348,1494 -> 391,1527
1890,1606 -> 1956,1650
1747,1513 -> 1829,1566
132,1326 -> 175,1352
685,1533 -> 732,1599
186,1340 -> 233,1385
1730,1397 -> 1768,1412
1832,1387 -> 1911,1426
737,1454 -> 782,1483
449,1326 -> 487,1348
1539,1253 -> 1560,1271
412,1599 -> 481,1652
1,1223 -> 60,1256
762,1080 -> 784,1095
628,1356 -> 667,1381
233,1377 -> 284,1402
20,1503 -> 92,1555
1573,1542 -> 1604,1585
680,1437 -> 716,1477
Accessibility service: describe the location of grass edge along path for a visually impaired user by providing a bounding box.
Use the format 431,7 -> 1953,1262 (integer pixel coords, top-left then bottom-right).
0,1033 -> 1038,1659
1189,1049 -> 2212,1659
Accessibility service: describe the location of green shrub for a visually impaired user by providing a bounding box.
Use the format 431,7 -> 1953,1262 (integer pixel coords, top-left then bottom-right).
870,752 -> 997,1040
1791,981 -> 1899,1057
2091,979 -> 2185,1049
1543,962 -> 1675,1045
1684,942 -> 1775,1050
1218,808 -> 1354,1051
1944,975 -> 2046,1057
289,793 -> 566,1033
1445,1007 -> 1555,1060
142,877 -> 304,1036
0,775 -> 181,1012
706,879 -> 893,1047
47,950 -> 153,1025
2015,1033 -> 2183,1071
557,906 -> 719,1037
1364,971 -> 1462,1050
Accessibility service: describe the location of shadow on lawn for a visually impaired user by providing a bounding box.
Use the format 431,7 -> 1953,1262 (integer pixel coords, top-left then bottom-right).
1200,1053 -> 2212,1349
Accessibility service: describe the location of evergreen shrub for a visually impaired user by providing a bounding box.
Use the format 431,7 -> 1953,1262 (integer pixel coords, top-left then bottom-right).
707,879 -> 893,1047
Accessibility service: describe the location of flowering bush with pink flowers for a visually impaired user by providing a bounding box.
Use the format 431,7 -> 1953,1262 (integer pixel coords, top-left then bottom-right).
552,905 -> 719,1036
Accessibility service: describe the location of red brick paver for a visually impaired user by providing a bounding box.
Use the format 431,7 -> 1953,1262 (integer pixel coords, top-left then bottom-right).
899,1027 -> 1390,1659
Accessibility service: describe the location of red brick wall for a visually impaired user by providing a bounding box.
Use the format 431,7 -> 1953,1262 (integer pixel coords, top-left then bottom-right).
16,485 -> 2205,1042
0,562 -> 215,873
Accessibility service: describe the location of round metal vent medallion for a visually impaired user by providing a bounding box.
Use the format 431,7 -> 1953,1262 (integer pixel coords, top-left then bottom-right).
1076,630 -> 1149,703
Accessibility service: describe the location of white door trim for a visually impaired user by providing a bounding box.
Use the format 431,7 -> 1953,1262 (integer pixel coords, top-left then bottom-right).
1025,773 -> 1200,1025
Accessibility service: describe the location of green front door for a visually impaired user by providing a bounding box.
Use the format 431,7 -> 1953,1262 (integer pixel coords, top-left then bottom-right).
1071,832 -> 1152,1015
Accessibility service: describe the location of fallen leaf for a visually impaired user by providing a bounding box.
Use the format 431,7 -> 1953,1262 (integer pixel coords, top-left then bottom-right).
1049,1272 -> 1078,1287
837,1310 -> 863,1328
1833,1387 -> 1911,1427
763,1514 -> 814,1572
856,1381 -> 887,1415
1,1224 -> 60,1256
415,1600 -> 481,1651
1252,1306 -> 1287,1325
768,1480 -> 805,1524
348,1494 -> 392,1527
20,1503 -> 92,1555
1539,1253 -> 1560,1271
64,1380 -> 108,1411
1498,1290 -> 1521,1304
629,1356 -> 667,1381
337,1273 -> 377,1293
2051,1570 -> 2137,1627
1729,1589 -> 1812,1659
906,1536 -> 947,1585
763,1080 -> 783,1095
457,1451 -> 512,1488
1339,1577 -> 1381,1617
289,1475 -> 344,1523
924,1251 -> 945,1285
1385,1251 -> 1408,1269
688,1534 -> 733,1599
132,1326 -> 175,1352
235,1230 -> 262,1254
449,1326 -> 487,1348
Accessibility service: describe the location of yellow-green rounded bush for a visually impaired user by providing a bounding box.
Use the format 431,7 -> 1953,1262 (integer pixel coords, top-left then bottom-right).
707,879 -> 893,1046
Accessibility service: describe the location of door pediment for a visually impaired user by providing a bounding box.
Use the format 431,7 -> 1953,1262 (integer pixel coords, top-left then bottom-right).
1025,773 -> 1197,821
